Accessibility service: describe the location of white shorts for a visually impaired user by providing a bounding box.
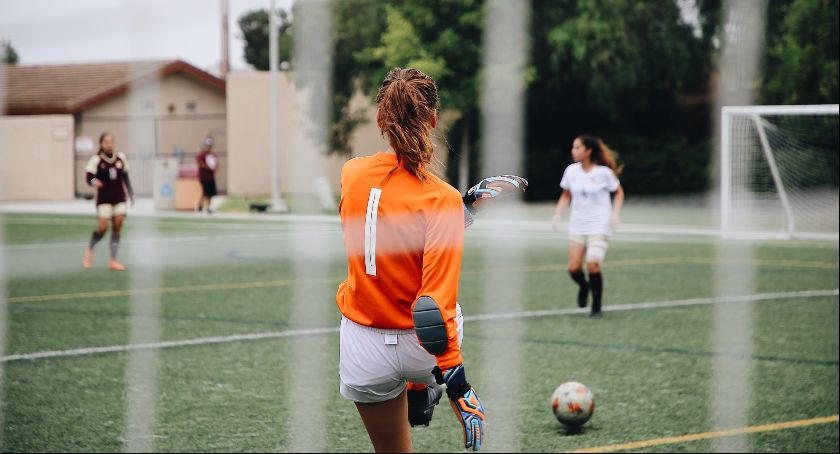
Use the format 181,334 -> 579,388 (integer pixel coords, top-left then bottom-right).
97,203 -> 127,219
339,303 -> 464,403
569,234 -> 610,263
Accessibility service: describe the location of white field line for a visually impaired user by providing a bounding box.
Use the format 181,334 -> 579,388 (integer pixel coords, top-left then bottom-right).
2,289 -> 837,363
4,210 -> 837,242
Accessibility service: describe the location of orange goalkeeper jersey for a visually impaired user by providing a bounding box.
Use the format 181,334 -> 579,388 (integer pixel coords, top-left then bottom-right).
336,152 -> 464,370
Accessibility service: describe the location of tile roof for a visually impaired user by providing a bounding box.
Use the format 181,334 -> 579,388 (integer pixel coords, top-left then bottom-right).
2,59 -> 225,114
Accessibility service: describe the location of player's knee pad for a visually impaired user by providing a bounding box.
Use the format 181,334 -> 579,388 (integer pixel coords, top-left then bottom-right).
413,296 -> 448,355
586,239 -> 609,263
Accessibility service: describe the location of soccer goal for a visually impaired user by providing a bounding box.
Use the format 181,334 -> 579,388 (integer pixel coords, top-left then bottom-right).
720,104 -> 839,240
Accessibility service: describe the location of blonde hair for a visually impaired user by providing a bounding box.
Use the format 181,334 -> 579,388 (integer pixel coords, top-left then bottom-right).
375,67 -> 439,179
578,135 -> 623,176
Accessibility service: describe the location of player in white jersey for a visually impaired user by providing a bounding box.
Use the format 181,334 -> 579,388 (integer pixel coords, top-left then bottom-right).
552,135 -> 624,317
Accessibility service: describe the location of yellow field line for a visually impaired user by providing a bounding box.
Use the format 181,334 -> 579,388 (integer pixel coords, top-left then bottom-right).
684,256 -> 839,269
6,276 -> 343,303
6,255 -> 837,304
564,415 -> 839,453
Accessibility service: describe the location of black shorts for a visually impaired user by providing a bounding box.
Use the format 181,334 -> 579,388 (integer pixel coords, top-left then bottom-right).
200,179 -> 217,197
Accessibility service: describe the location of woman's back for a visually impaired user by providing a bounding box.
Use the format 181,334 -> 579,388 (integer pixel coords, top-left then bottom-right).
337,151 -> 464,338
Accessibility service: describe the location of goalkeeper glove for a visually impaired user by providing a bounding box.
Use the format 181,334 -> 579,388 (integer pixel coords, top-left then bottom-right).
434,364 -> 486,451
463,175 -> 528,214
407,384 -> 444,427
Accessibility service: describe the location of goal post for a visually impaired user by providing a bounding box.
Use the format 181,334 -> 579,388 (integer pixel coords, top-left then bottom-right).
720,104 -> 839,240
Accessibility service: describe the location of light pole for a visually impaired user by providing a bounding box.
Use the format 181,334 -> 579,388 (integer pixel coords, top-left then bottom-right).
269,0 -> 288,212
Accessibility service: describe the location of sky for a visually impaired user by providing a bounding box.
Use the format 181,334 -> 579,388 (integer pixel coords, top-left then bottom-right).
0,0 -> 294,75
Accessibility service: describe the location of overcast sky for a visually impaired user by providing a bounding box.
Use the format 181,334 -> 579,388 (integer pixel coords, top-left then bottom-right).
0,0 -> 294,75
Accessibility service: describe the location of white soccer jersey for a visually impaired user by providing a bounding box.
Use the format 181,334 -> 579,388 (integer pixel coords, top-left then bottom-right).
559,163 -> 620,235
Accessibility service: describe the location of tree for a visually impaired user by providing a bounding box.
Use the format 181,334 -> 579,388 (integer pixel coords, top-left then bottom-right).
244,1 -> 728,198
760,0 -> 839,104
2,39 -> 18,65
238,8 -> 293,71
524,0 -> 714,199
330,0 -> 388,156
331,0 -> 484,163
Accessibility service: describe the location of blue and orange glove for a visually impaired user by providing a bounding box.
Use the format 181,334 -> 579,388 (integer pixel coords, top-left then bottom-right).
434,364 -> 486,451
462,175 -> 528,214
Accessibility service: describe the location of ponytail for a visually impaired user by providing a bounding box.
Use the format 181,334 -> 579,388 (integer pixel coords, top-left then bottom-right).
375,68 -> 440,179
578,135 -> 623,176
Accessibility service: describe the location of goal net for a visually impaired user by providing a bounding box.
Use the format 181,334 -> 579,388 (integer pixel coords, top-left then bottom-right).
721,104 -> 839,240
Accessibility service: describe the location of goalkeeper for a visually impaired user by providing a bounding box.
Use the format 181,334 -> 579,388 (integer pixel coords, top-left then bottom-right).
335,67 -> 526,453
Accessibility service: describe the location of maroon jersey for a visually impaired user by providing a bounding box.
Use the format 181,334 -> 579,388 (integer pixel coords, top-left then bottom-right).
85,151 -> 130,205
196,148 -> 217,182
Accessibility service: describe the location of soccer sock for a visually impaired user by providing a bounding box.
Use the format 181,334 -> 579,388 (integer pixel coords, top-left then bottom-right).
569,269 -> 587,288
589,272 -> 603,313
569,269 -> 589,307
89,230 -> 105,250
110,233 -> 120,260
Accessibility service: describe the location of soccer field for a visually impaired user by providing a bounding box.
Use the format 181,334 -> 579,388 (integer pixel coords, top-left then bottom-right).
1,212 -> 837,452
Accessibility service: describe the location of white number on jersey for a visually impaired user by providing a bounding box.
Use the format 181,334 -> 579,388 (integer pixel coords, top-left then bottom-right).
364,188 -> 383,276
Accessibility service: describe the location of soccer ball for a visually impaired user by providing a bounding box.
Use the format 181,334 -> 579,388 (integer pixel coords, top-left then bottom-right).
551,382 -> 595,427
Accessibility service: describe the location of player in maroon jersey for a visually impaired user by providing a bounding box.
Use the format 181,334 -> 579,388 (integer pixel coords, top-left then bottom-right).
82,132 -> 134,271
195,137 -> 218,214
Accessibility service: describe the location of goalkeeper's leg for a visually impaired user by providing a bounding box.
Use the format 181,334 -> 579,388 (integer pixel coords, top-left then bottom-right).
355,390 -> 412,453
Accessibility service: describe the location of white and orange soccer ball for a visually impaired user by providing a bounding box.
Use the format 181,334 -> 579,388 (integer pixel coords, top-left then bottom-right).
551,382 -> 595,427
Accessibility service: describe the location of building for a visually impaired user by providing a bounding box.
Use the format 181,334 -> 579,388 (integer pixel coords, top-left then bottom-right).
3,60 -> 227,197
2,60 -> 450,204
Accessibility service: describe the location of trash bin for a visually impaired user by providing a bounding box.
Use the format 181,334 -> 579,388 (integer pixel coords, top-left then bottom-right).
154,157 -> 179,210
175,164 -> 202,211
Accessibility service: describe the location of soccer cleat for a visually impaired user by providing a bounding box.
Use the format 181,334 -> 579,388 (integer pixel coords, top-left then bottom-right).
408,385 -> 443,427
588,311 -> 603,319
83,248 -> 93,269
108,259 -> 126,271
577,284 -> 589,308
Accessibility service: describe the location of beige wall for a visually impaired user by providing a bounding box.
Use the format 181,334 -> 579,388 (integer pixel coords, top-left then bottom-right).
227,71 -> 347,196
75,73 -> 227,197
0,115 -> 75,201
83,73 -> 226,117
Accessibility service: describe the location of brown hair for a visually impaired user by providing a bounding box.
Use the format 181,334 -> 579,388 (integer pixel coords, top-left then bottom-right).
375,67 -> 439,179
578,135 -> 623,176
98,132 -> 113,154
